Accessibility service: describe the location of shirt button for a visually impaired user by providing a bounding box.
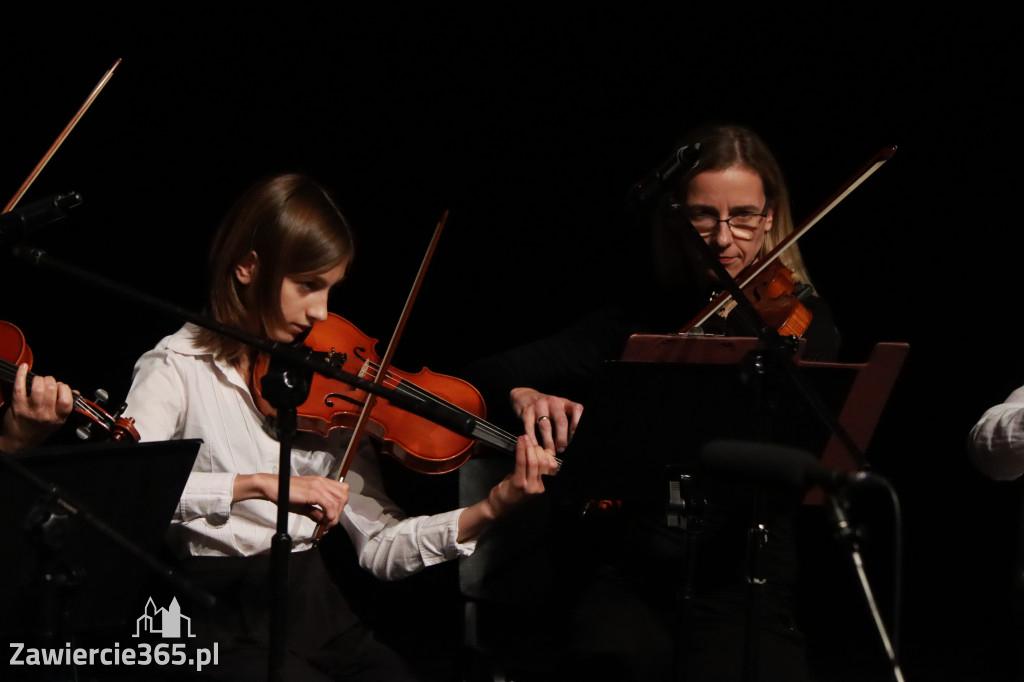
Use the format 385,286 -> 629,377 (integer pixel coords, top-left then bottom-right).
271,466 -> 279,474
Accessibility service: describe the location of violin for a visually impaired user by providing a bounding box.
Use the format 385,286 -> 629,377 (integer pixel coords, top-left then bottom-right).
250,313 -> 520,474
736,259 -> 812,337
0,320 -> 139,443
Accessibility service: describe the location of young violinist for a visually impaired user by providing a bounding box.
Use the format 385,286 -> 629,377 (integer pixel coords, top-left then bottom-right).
463,122 -> 840,681
122,173 -> 557,681
0,363 -> 73,453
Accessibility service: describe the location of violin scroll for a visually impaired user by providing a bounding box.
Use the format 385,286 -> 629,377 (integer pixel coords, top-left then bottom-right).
72,388 -> 140,443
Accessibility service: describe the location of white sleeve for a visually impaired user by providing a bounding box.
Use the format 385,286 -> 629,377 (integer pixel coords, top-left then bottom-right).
969,385 -> 1024,481
124,349 -> 235,526
338,440 -> 475,581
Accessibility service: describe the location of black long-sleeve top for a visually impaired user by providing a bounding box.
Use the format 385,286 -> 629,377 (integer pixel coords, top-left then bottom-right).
463,283 -> 841,592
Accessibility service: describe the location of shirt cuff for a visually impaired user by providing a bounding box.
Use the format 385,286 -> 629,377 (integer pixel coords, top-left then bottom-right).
177,472 -> 236,525
418,508 -> 476,565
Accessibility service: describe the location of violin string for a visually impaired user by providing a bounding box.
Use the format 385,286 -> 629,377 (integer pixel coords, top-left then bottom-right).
73,396 -> 104,421
387,377 -> 518,449
1,358 -> 23,379
336,359 -> 531,455
357,360 -> 518,450
374,376 -> 563,466
1,360 -> 40,387
386,373 -> 518,446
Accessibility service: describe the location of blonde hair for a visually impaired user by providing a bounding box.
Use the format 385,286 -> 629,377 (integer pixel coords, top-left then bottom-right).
653,123 -> 812,290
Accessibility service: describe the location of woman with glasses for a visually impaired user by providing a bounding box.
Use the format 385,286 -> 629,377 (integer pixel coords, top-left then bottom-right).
463,123 -> 840,681
471,122 -> 839,454
647,123 -> 839,365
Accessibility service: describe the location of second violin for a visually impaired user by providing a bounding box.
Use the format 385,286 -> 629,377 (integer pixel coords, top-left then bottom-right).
738,260 -> 813,337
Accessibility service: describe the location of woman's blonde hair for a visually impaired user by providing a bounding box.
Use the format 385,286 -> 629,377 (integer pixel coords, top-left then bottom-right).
653,123 -> 812,290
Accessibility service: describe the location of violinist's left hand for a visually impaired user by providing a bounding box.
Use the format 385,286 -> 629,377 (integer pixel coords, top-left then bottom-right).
0,363 -> 74,453
456,435 -> 558,543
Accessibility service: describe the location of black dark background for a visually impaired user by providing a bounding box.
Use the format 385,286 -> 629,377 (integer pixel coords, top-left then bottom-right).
2,7 -> 1021,681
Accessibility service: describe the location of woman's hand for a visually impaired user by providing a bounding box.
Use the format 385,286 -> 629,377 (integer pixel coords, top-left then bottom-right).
0,363 -> 74,453
233,473 -> 350,528
510,386 -> 583,453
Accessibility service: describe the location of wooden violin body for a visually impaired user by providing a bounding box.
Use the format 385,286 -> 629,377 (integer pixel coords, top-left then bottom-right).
740,260 -> 812,337
0,320 -> 139,443
252,313 -> 497,474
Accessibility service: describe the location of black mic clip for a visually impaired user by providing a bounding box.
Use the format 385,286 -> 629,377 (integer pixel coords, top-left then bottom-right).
1,191 -> 84,250
628,143 -> 702,211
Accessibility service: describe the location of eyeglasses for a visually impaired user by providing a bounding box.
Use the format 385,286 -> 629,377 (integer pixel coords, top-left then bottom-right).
669,202 -> 768,241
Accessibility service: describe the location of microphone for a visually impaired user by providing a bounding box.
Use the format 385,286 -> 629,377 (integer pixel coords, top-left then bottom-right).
699,440 -> 879,493
0,191 -> 84,248
628,143 -> 702,210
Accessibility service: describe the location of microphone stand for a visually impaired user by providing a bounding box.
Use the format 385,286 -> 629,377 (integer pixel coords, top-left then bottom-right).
672,224 -> 791,682
827,491 -> 904,682
676,235 -> 904,682
9,239 -> 480,682
630,171 -> 893,681
257,349 -> 310,681
11,244 -> 472,435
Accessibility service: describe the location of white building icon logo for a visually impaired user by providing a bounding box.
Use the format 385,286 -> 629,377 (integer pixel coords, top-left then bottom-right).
133,597 -> 196,638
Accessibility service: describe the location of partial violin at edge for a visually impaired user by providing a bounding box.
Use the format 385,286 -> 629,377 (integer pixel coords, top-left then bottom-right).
0,320 -> 139,443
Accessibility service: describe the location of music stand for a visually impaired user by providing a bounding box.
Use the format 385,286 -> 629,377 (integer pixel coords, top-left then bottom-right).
0,439 -> 202,639
559,336 -> 911,501
555,335 -> 908,681
616,335 -> 910,504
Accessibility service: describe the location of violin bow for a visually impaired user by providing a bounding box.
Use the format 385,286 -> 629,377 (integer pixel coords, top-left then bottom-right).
4,59 -> 122,213
680,145 -> 897,334
313,210 -> 450,542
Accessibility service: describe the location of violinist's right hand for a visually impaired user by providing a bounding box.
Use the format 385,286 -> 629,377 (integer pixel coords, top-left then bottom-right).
233,473 -> 349,528
510,386 -> 583,453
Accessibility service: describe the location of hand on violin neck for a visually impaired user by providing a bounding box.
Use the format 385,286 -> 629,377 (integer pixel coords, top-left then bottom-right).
457,435 -> 557,543
233,473 -> 349,529
510,386 -> 583,454
0,363 -> 74,453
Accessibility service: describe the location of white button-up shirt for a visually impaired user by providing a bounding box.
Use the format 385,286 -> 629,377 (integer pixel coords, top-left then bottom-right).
124,324 -> 474,579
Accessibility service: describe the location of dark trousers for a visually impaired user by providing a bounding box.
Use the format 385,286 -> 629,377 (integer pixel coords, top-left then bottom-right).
173,549 -> 417,682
